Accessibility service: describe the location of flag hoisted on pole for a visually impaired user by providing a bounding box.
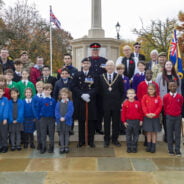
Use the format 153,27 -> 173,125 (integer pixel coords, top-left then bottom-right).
49,5 -> 61,75
168,29 -> 183,78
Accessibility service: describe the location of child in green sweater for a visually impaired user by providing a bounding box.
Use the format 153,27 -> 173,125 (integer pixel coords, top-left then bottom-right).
17,69 -> 36,99
4,69 -> 18,89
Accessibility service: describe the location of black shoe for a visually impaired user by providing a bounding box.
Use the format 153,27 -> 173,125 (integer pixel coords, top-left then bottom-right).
112,140 -> 121,147
17,146 -> 22,151
30,143 -> 35,149
65,147 -> 69,153
150,143 -> 156,153
132,148 -> 137,153
146,143 -> 152,152
11,147 -> 16,151
104,141 -> 109,148
96,130 -> 104,135
48,145 -> 54,153
40,147 -> 46,154
127,148 -> 132,153
59,147 -> 65,154
168,151 -> 175,156
89,143 -> 96,148
24,143 -> 28,149
37,143 -> 42,150
144,136 -> 148,147
175,150 -> 182,156
2,147 -> 8,153
0,147 -> 3,152
77,142 -> 85,147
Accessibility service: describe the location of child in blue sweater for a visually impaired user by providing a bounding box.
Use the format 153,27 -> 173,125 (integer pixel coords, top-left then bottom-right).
39,83 -> 56,154
55,88 -> 74,154
0,85 -> 9,153
23,88 -> 36,149
32,81 -> 44,150
8,88 -> 24,151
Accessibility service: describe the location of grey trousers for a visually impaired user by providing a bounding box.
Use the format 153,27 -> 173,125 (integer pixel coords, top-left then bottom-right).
0,123 -> 8,148
166,115 -> 181,152
126,120 -> 140,149
59,122 -> 71,147
10,124 -> 22,147
40,117 -> 55,148
35,119 -> 41,144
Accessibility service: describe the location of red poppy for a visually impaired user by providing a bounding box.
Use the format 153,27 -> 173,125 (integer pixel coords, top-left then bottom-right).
173,77 -> 177,81
129,60 -> 134,64
45,103 -> 49,106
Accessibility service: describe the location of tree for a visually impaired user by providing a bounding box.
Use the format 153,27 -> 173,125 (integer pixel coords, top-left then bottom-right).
1,0 -> 73,72
133,18 -> 177,61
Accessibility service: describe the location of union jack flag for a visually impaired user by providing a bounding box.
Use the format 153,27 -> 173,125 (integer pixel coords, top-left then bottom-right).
50,8 -> 61,29
170,30 -> 177,56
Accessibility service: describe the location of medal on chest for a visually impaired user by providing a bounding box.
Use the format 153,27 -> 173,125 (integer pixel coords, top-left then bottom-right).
103,74 -> 119,92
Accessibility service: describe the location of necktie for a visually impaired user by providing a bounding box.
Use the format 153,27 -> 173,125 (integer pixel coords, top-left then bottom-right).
109,74 -> 111,84
84,72 -> 87,76
23,81 -> 26,86
28,99 -> 30,103
40,94 -> 42,97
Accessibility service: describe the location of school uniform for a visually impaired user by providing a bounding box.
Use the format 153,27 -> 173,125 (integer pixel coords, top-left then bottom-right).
17,80 -> 36,99
13,71 -> 22,82
141,94 -> 162,132
137,80 -> 160,101
55,100 -> 74,151
39,96 -> 56,153
7,81 -> 18,89
163,92 -> 183,153
3,88 -> 10,100
121,75 -> 130,99
72,71 -> 98,146
0,97 -> 9,152
121,100 -> 143,151
23,99 -> 35,147
132,72 -> 145,92
8,99 -> 24,149
53,78 -> 72,100
32,93 -> 44,149
38,75 -> 57,91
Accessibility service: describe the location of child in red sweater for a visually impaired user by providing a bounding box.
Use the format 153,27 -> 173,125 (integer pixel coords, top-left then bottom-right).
141,83 -> 162,153
163,80 -> 183,156
121,89 -> 143,153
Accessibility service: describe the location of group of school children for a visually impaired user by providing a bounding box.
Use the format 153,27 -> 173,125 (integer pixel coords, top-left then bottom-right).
0,60 -> 183,156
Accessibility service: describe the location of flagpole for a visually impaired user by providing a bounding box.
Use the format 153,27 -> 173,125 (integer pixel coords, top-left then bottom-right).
49,5 -> 53,75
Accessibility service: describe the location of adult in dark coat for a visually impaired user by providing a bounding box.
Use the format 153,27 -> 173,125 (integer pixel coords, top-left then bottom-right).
13,59 -> 23,82
87,43 -> 107,135
0,48 -> 15,72
99,60 -> 124,147
72,57 -> 98,148
116,45 -> 135,79
131,42 -> 146,61
146,49 -> 159,70
57,53 -> 78,80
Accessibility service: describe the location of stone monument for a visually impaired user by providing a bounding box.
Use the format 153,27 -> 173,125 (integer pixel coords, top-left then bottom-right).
71,0 -> 121,69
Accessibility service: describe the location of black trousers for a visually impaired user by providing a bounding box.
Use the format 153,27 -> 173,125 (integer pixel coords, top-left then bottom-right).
104,110 -> 120,142
0,123 -> 8,147
162,110 -> 167,138
166,115 -> 181,152
24,133 -> 34,144
78,119 -> 95,144
126,120 -> 140,149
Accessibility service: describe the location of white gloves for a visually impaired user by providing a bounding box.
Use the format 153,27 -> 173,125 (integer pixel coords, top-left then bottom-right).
81,94 -> 90,102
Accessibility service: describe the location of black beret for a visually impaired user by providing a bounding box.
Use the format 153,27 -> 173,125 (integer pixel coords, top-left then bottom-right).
89,43 -> 101,49
133,42 -> 141,46
81,57 -> 91,63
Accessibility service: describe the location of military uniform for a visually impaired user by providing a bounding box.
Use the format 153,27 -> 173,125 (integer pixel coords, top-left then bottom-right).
72,70 -> 98,147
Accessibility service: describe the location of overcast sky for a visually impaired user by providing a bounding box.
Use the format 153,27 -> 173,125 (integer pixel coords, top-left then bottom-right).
4,0 -> 184,40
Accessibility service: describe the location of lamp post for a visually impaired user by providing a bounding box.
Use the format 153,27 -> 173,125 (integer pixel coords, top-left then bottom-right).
115,22 -> 121,40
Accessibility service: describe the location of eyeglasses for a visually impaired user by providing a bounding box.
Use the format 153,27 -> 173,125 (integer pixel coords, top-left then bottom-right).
135,46 -> 141,48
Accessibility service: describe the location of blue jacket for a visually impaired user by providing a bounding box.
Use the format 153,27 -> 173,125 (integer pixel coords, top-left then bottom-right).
32,94 -> 42,119
0,97 -> 9,122
55,100 -> 74,126
39,97 -> 56,119
23,100 -> 35,119
8,99 -> 24,124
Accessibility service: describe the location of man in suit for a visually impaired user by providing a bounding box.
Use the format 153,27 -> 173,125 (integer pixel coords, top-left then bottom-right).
99,60 -> 124,147
116,45 -> 135,79
131,42 -> 146,61
38,65 -> 57,92
146,49 -> 159,70
72,57 -> 98,148
88,43 -> 108,135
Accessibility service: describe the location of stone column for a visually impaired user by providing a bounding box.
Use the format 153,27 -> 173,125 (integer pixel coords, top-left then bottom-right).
88,0 -> 105,38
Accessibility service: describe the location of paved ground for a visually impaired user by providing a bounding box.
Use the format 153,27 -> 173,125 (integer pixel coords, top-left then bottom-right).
0,141 -> 184,184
